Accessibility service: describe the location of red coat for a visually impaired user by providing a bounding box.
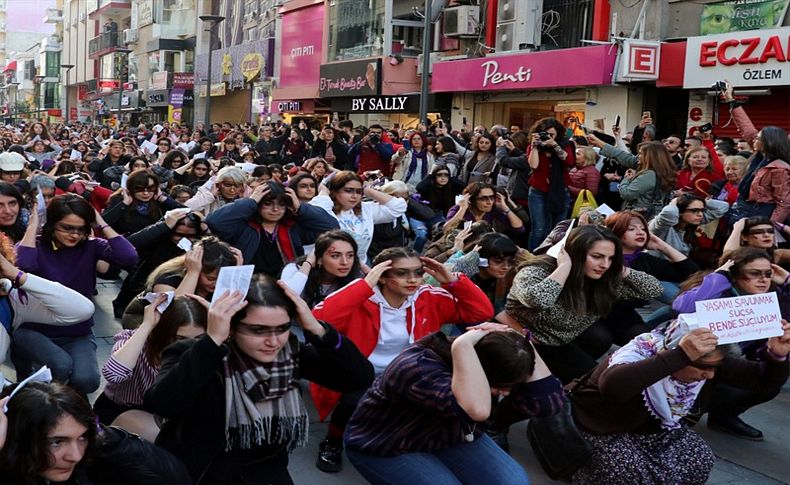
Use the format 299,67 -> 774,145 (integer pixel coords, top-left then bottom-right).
676,139 -> 724,197
310,275 -> 494,420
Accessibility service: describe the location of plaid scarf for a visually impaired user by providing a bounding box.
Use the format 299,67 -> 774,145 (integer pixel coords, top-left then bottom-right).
222,336 -> 308,451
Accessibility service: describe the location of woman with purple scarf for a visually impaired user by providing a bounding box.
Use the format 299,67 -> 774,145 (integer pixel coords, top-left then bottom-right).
392,132 -> 434,190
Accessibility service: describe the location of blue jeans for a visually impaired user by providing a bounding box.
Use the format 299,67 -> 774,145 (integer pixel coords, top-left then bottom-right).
346,434 -> 530,485
409,217 -> 430,253
11,329 -> 100,395
528,187 -> 570,251
644,280 -> 680,329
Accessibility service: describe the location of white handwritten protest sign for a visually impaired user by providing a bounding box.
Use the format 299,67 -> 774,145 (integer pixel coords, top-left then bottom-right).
692,292 -> 783,344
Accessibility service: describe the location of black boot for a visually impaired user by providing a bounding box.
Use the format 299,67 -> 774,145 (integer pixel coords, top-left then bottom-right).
707,415 -> 764,441
316,439 -> 343,473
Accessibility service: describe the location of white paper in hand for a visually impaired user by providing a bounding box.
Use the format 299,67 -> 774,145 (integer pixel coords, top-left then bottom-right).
142,291 -> 175,314
193,151 -> 207,160
595,204 -> 615,217
4,366 -> 52,412
120,172 -> 129,189
140,139 -> 158,154
210,265 -> 255,308
236,162 -> 257,174
547,219 -> 576,258
69,150 -> 82,161
202,176 -> 215,191
35,187 -> 46,221
177,237 -> 193,251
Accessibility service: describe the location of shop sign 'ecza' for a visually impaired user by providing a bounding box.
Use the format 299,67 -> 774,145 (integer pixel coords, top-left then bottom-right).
683,27 -> 790,88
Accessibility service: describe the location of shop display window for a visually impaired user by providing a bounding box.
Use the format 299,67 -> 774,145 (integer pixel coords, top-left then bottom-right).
328,0 -> 386,61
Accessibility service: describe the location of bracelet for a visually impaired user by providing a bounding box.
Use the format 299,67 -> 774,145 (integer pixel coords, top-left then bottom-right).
502,209 -> 511,215
303,261 -> 313,269
96,224 -> 109,232
13,270 -> 24,289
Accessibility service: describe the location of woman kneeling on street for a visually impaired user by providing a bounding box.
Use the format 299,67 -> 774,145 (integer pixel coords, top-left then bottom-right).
143,274 -> 373,484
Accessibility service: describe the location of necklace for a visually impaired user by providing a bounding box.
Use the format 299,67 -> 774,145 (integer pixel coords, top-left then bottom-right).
262,224 -> 278,243
463,423 -> 476,442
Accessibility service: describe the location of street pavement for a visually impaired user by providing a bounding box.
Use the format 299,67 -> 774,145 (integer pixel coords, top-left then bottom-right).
2,280 -> 788,484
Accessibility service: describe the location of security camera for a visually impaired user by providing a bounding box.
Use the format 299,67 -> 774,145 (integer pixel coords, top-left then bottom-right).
585,88 -> 598,106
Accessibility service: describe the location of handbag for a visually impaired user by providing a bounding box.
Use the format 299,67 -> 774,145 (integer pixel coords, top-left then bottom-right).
526,398 -> 593,480
571,189 -> 598,218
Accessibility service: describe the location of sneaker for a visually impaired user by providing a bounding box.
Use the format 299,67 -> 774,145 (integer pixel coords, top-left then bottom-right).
316,439 -> 343,473
486,428 -> 510,453
707,415 -> 764,441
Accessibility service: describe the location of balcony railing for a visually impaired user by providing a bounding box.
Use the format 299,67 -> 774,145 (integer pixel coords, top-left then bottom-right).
88,32 -> 123,57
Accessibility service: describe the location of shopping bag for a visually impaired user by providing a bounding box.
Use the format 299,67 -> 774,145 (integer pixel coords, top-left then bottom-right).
571,190 -> 598,218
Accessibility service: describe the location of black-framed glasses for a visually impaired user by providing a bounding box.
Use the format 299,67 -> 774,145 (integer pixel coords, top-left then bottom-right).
54,222 -> 90,235
235,321 -> 292,337
132,184 -> 158,194
476,195 -> 496,202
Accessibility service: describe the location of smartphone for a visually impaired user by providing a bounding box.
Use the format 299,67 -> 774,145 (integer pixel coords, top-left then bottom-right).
614,115 -> 621,128
700,122 -> 713,133
642,111 -> 651,119
463,220 -> 473,230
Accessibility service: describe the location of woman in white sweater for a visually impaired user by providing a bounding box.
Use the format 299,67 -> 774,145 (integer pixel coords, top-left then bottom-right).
309,171 -> 407,263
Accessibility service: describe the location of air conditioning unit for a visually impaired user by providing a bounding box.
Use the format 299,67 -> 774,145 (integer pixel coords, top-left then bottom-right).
123,28 -> 138,44
443,5 -> 480,37
495,0 -> 542,53
416,52 -> 444,75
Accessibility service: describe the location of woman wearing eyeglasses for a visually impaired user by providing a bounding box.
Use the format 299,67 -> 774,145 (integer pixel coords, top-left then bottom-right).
13,194 -> 138,395
722,216 -> 790,265
102,169 -> 184,236
184,166 -> 249,216
416,164 -> 465,219
443,182 -> 524,236
648,193 -> 729,259
207,182 -> 339,277
309,247 -> 494,473
143,275 -> 373,484
667,247 -> 790,442
309,171 -> 406,263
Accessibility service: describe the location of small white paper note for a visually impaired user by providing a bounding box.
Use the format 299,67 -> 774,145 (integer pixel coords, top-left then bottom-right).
4,366 -> 52,412
210,265 -> 255,307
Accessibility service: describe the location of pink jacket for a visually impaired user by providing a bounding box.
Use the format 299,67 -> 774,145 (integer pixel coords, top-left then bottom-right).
750,159 -> 790,223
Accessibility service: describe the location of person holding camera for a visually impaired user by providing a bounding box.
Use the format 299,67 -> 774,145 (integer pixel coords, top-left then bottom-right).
349,124 -> 396,178
206,182 -> 339,277
526,117 -> 576,251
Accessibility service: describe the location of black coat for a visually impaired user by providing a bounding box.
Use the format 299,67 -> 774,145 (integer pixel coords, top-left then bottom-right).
144,326 -> 373,484
308,139 -> 352,171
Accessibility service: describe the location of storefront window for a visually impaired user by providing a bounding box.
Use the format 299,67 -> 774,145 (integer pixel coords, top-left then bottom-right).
100,54 -> 114,80
45,51 -> 61,78
163,50 -> 182,73
328,0 -> 386,61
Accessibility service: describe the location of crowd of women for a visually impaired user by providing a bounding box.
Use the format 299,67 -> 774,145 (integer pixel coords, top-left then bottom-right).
0,79 -> 789,485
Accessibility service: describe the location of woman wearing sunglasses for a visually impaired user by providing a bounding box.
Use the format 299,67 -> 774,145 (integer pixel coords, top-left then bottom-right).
144,275 -> 373,484
648,193 -> 729,260
669,246 -> 790,442
184,166 -> 248,216
207,182 -> 338,277
309,170 -> 406,264
102,169 -> 184,236
723,216 -> 790,265
310,247 -> 494,473
13,194 -> 138,396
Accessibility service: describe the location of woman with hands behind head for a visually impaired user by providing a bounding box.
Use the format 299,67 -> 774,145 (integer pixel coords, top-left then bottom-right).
207,181 -> 338,277
570,316 -> 790,485
344,323 -> 564,485
309,247 -> 494,472
144,275 -> 373,484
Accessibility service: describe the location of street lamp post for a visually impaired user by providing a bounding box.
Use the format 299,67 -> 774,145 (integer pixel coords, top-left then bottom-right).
60,64 -> 74,125
418,0 -> 433,126
199,15 -> 225,129
10,82 -> 20,125
33,75 -> 45,121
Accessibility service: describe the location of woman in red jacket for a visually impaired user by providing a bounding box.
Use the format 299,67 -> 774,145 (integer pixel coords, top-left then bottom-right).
310,247 -> 494,473
676,145 -> 724,198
